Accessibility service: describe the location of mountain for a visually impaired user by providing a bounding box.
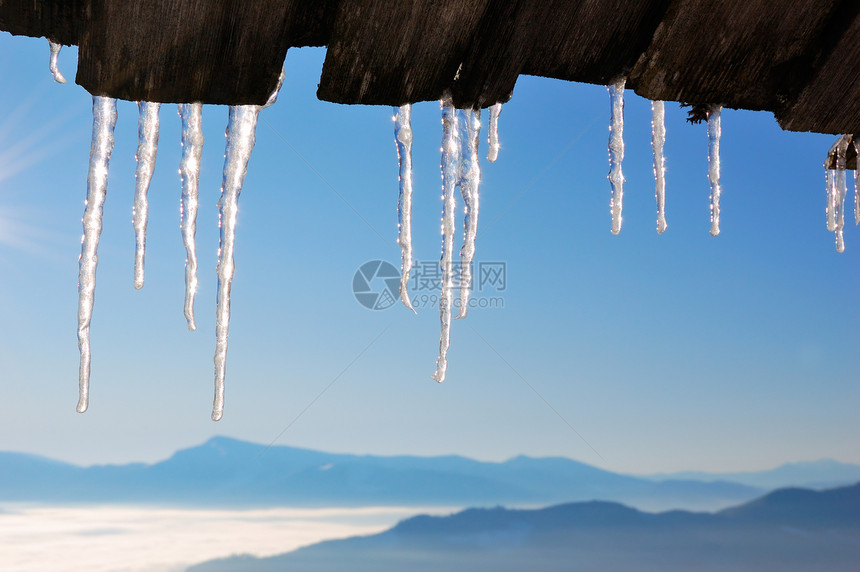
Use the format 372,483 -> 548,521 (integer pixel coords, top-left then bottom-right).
188,482 -> 860,572
649,460 -> 860,490
0,436 -> 760,511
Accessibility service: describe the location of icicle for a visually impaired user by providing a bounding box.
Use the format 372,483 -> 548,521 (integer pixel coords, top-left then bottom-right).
133,102 -> 161,290
826,168 -> 837,232
651,100 -> 667,234
178,103 -> 203,330
394,104 -> 416,313
607,78 -> 625,235
77,96 -> 118,413
212,72 -> 283,420
213,105 -> 260,421
707,105 -> 722,237
457,108 -> 481,319
48,40 -> 66,84
487,103 -> 502,162
833,135 -> 851,253
855,139 -> 860,226
432,96 -> 459,383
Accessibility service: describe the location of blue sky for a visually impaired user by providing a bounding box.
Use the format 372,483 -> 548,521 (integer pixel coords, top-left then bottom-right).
0,33 -> 857,474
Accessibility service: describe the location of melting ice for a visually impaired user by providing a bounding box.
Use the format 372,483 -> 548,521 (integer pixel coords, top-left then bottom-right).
133,102 -> 161,289
48,40 -> 66,83
77,96 -> 117,413
432,96 -> 460,383
825,135 -> 851,253
212,105 -> 260,421
607,78 -> 625,235
394,104 -> 415,312
707,105 -> 722,237
457,108 -> 481,319
651,100 -> 667,233
179,103 -> 204,329
855,139 -> 860,227
487,103 -> 502,162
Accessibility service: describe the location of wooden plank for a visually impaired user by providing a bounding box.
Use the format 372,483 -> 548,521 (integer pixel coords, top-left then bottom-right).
777,5 -> 860,134
0,0 -> 89,45
449,0 -> 668,109
76,0 -> 324,105
317,0 -> 490,106
629,0 -> 840,112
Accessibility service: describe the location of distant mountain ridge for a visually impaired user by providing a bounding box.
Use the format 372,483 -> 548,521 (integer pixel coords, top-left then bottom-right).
648,459 -> 860,490
0,436 -> 855,512
189,482 -> 860,572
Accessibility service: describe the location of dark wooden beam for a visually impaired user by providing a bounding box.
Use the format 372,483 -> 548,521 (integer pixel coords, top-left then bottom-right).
450,0 -> 671,108
629,0 -> 841,112
776,2 -> 860,134
0,0 -> 89,45
3,0 -> 860,136
75,0 -> 332,106
317,0 -> 490,106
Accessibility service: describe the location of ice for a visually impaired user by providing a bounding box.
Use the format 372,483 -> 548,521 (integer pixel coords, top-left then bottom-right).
457,108 -> 481,319
432,96 -> 460,383
826,168 -> 837,232
607,78 -> 625,235
394,104 -> 416,312
77,96 -> 117,413
487,103 -> 502,162
707,105 -> 722,237
48,40 -> 66,83
178,103 -> 204,330
133,102 -> 161,289
212,69 -> 283,420
832,135 -> 851,253
651,100 -> 667,234
855,139 -> 860,226
212,105 -> 260,421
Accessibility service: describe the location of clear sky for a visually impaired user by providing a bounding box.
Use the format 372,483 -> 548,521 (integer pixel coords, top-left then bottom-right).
0,33 -> 857,475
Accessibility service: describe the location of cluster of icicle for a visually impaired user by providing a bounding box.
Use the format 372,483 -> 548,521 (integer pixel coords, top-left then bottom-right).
824,135 -> 860,253
393,97 -> 501,383
68,38 -> 285,419
606,78 -> 725,236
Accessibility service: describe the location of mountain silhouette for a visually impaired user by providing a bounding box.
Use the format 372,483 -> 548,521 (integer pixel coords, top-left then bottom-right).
189,482 -> 860,572
0,436 -> 767,511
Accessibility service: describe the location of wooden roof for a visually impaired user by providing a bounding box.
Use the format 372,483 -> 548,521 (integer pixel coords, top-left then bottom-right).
2,0 -> 859,134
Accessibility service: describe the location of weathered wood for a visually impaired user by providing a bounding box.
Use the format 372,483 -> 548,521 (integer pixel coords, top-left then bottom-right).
3,0 -> 860,136
629,0 -> 841,112
76,0 -> 330,105
317,0 -> 490,106
519,1 -> 668,87
0,0 -> 89,45
776,3 -> 860,134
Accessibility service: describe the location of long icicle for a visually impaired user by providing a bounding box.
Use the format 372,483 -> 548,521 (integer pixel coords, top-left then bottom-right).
48,40 -> 66,83
133,101 -> 161,289
707,105 -> 723,237
855,138 -> 860,226
77,96 -> 118,413
833,134 -> 851,253
826,168 -> 837,232
651,100 -> 667,234
394,104 -> 416,313
432,95 -> 460,383
825,136 -> 844,233
213,105 -> 259,421
487,103 -> 502,162
457,108 -> 481,319
212,68 -> 283,420
178,103 -> 204,330
608,78 -> 626,235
